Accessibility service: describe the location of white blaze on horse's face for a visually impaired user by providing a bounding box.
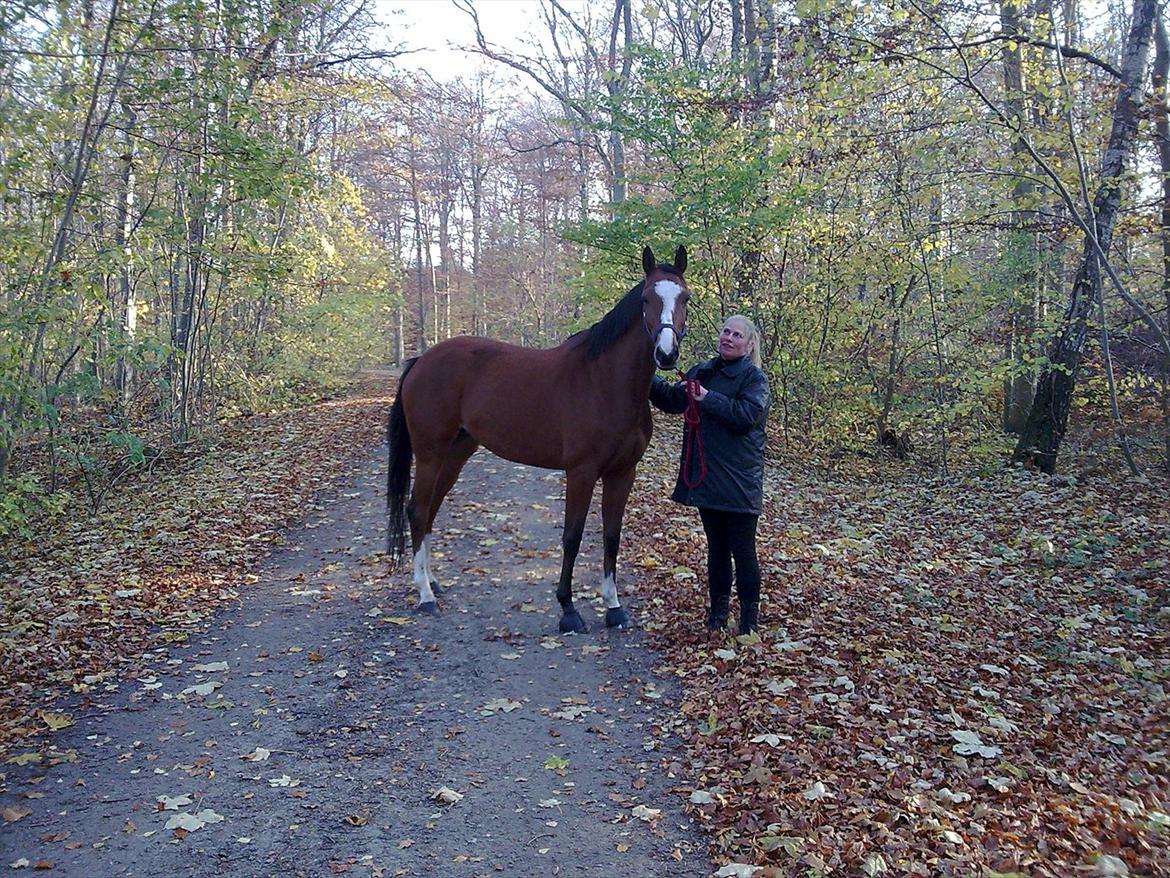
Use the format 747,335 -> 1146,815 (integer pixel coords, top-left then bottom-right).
653,279 -> 684,365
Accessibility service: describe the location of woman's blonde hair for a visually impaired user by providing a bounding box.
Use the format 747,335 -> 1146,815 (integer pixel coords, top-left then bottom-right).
725,314 -> 762,369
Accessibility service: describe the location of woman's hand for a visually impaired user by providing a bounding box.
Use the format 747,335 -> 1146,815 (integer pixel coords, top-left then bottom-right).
694,384 -> 708,402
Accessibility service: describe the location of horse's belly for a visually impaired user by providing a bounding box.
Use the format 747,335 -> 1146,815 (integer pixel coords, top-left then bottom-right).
487,443 -> 563,470
464,411 -> 565,470
459,377 -> 650,474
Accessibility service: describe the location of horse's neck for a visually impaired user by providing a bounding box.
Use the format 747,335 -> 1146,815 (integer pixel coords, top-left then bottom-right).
598,327 -> 656,399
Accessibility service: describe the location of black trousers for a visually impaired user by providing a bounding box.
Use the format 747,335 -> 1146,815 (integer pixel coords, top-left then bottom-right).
698,508 -> 760,605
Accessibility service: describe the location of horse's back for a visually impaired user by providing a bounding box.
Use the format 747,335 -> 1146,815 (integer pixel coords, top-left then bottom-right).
401,336 -> 567,466
406,336 -> 556,393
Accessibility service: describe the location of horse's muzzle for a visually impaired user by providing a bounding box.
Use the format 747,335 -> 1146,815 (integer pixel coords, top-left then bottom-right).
654,346 -> 680,370
654,323 -> 683,370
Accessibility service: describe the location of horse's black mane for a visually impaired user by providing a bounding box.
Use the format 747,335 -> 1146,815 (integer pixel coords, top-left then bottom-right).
567,264 -> 683,359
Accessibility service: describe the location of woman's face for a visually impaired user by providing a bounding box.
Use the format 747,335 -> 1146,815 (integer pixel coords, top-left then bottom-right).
718,319 -> 751,361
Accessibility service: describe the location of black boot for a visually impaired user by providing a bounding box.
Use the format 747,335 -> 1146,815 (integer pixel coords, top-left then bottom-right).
707,593 -> 730,631
738,601 -> 759,635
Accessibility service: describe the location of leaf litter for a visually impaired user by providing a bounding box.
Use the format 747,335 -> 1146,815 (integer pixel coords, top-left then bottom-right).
3,387 -> 1165,875
627,430 -> 1170,877
0,391 -> 390,757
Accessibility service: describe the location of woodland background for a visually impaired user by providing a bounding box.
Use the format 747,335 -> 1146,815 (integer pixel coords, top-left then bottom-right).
2,0 -> 1169,532
2,3 -> 1168,875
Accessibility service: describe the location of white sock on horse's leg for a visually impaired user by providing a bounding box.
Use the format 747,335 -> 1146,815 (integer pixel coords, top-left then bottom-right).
414,535 -> 436,605
600,572 -> 620,610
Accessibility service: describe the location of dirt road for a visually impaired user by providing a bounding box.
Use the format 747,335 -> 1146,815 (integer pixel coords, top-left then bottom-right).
0,449 -> 710,877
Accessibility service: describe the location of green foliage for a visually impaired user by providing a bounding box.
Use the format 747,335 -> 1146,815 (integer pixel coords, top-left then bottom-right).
0,0 -> 400,494
216,174 -> 395,408
0,473 -> 66,539
568,49 -> 805,353
563,16 -> 1145,458
106,430 -> 146,466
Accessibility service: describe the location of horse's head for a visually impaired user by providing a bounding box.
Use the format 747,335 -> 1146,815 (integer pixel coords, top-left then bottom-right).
641,245 -> 690,370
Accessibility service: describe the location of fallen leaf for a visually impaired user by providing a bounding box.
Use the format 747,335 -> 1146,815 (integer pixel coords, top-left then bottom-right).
630,804 -> 661,822
800,781 -> 835,801
479,698 -> 521,716
157,795 -> 193,811
39,713 -> 73,732
164,809 -> 224,832
714,865 -> 759,878
950,729 -> 1002,758
179,681 -> 222,697
431,786 -> 463,805
1,806 -> 32,823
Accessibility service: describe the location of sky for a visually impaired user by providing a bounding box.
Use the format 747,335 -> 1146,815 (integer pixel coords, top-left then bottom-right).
375,0 -> 541,79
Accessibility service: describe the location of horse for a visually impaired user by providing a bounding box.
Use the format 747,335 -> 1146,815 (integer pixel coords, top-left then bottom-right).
386,245 -> 691,634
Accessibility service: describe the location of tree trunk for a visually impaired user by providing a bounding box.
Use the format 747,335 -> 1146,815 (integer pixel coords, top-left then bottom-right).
114,105 -> 137,403
1155,12 -> 1170,470
424,219 -> 440,342
730,0 -> 743,61
471,164 -> 484,336
606,0 -> 632,205
1012,0 -> 1157,472
406,106 -> 429,353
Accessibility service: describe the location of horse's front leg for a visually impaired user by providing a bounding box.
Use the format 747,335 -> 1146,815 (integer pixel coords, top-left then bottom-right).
556,470 -> 596,634
600,466 -> 637,629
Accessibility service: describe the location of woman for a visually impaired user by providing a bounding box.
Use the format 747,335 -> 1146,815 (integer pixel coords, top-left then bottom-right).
650,315 -> 770,635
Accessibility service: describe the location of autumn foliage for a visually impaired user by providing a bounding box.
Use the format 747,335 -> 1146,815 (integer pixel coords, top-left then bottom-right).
1,382 -> 1168,874
629,421 -> 1169,876
0,389 -> 390,757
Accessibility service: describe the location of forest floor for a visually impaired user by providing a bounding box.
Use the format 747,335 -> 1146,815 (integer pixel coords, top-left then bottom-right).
0,381 -> 1167,877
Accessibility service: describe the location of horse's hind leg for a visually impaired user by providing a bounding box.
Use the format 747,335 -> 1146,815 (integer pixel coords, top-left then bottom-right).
600,465 -> 637,629
556,469 -> 596,634
407,455 -> 442,613
409,431 -> 478,613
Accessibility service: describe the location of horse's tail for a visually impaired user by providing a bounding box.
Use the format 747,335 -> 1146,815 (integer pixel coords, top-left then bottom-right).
386,358 -> 418,567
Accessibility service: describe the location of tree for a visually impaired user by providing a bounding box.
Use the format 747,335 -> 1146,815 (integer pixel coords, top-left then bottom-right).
1013,0 -> 1158,472
1153,10 -> 1170,470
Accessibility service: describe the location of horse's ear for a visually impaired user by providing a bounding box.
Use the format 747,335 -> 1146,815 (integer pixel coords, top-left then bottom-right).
642,246 -> 655,275
673,245 -> 688,274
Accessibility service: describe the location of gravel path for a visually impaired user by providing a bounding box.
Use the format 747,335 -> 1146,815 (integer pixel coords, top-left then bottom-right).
1,449 -> 710,878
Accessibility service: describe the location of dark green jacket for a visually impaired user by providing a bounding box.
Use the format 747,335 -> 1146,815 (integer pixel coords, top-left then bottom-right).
650,355 -> 769,514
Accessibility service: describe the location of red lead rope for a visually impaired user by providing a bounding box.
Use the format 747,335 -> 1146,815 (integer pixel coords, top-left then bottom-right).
680,373 -> 706,488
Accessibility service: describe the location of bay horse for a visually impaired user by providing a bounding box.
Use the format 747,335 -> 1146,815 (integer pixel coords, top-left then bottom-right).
386,246 -> 690,634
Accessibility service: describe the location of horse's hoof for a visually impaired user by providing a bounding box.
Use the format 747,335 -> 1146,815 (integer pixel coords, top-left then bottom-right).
558,610 -> 589,634
416,601 -> 439,615
430,580 -> 443,597
605,607 -> 632,629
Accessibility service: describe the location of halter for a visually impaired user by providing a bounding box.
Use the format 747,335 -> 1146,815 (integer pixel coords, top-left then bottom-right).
644,317 -> 688,344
